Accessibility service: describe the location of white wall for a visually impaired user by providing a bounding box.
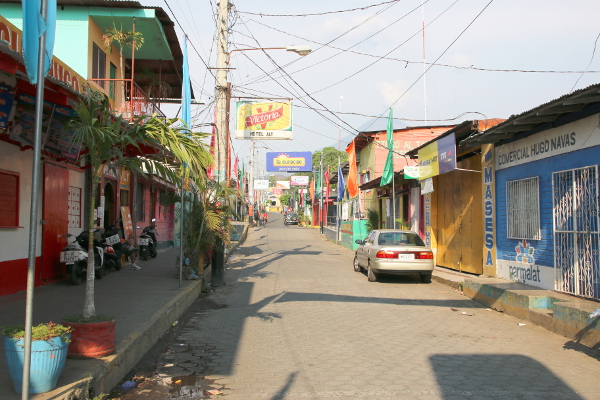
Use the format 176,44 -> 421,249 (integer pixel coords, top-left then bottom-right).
0,143 -> 42,262
68,168 -> 86,237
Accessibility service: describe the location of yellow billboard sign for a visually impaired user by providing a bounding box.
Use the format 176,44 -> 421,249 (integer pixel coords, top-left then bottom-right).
235,101 -> 293,140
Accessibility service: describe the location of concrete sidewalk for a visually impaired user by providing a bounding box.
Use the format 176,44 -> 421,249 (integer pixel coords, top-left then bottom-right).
432,266 -> 600,349
1,247 -> 204,399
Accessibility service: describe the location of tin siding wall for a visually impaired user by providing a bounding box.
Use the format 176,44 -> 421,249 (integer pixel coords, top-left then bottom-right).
496,145 -> 600,281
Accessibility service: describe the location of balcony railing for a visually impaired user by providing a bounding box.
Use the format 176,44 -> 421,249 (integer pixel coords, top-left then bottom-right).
89,79 -> 166,120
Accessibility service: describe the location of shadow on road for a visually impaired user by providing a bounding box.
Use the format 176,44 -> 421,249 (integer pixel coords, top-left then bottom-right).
429,354 -> 584,399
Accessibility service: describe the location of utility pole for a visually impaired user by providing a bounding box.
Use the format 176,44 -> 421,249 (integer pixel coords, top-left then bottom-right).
215,0 -> 229,182
249,139 -> 255,224
319,151 -> 324,234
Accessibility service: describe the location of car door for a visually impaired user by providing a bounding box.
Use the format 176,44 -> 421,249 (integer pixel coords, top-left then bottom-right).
356,232 -> 370,266
364,231 -> 378,264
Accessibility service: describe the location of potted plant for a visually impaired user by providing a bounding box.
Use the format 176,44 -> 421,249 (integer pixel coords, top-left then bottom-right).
62,88 -> 212,358
60,315 -> 115,358
2,322 -> 72,394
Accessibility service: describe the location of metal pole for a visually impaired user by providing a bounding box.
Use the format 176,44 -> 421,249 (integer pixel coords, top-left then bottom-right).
319,151 -> 323,234
215,0 -> 229,182
392,172 -> 396,229
130,17 -> 136,118
22,1 -> 48,397
178,181 -> 184,288
249,139 -> 255,224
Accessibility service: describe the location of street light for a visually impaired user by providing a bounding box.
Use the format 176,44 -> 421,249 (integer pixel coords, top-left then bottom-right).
227,45 -> 312,64
217,44 -> 312,218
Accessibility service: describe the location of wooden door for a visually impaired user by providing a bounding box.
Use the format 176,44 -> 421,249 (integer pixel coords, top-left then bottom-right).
434,156 -> 483,274
41,163 -> 69,280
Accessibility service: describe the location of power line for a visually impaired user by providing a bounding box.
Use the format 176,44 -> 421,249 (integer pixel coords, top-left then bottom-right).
231,0 -> 400,86
236,0 -> 402,17
242,0 -> 433,87
300,0 -> 459,97
357,0 -> 496,134
245,18 -> 600,76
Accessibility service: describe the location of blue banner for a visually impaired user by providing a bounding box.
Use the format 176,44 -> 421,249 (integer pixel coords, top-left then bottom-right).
266,152 -> 312,172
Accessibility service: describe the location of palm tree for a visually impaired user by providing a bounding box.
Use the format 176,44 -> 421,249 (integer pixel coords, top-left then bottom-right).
66,88 -> 212,319
102,24 -> 145,112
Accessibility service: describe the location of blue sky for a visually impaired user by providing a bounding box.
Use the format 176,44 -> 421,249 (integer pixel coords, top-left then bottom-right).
144,0 -> 600,172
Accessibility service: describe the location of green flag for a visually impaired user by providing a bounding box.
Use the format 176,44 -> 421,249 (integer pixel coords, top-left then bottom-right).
380,108 -> 394,186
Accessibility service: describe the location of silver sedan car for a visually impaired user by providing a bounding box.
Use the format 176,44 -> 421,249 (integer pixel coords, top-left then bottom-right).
354,230 -> 434,283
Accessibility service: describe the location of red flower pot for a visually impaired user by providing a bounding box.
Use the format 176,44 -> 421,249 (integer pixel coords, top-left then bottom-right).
61,320 -> 116,358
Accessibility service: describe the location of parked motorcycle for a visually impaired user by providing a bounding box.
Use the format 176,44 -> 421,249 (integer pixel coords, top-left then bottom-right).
60,230 -> 106,285
138,219 -> 158,261
101,226 -> 123,271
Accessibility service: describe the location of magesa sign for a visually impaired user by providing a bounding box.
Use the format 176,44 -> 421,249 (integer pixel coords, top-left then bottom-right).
266,152 -> 312,172
418,132 -> 456,179
235,101 -> 293,140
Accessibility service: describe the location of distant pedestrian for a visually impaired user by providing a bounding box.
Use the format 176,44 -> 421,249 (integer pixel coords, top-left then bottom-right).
263,212 -> 268,225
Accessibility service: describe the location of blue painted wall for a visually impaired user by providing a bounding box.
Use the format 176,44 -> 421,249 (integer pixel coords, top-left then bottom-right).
496,144 -> 600,268
2,4 -> 89,77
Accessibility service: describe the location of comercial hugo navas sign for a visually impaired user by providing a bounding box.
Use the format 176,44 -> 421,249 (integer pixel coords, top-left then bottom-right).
266,152 -> 312,172
235,101 -> 293,140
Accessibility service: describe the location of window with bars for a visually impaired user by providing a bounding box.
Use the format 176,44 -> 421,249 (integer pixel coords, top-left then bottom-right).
506,176 -> 541,240
92,43 -> 106,88
0,170 -> 19,227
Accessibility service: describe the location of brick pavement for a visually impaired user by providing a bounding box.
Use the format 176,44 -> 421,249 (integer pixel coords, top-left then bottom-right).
150,213 -> 600,400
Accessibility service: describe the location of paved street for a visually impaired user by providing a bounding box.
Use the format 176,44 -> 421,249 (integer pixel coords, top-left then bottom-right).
119,212 -> 600,400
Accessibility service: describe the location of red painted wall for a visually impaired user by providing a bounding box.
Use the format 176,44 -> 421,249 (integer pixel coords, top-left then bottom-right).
0,257 -> 55,297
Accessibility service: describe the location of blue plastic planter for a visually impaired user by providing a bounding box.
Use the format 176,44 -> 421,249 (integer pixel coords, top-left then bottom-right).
3,334 -> 70,394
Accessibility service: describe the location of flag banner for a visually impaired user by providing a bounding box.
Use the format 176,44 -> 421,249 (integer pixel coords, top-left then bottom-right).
337,162 -> 345,202
266,152 -> 312,172
346,141 -> 359,198
309,178 -> 315,203
380,108 -> 394,186
22,0 -> 57,85
235,101 -> 293,140
182,35 -> 191,128
324,166 -> 330,199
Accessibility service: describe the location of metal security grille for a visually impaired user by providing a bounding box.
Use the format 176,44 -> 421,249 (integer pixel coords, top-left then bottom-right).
553,166 -> 600,299
506,177 -> 541,240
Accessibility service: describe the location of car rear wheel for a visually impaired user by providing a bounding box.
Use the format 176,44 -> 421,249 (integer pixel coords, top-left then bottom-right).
353,256 -> 362,272
420,273 -> 432,283
367,264 -> 378,282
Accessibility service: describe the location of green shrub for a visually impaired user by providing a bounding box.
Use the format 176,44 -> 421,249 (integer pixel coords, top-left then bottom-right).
2,322 -> 73,342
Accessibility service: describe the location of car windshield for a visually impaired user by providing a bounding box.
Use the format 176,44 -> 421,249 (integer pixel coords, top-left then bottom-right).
377,232 -> 425,246
286,213 -> 297,218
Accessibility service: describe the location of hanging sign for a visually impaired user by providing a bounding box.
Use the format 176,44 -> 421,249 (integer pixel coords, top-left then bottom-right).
418,133 -> 456,179
235,101 -> 293,139
266,152 -> 312,172
290,175 -> 309,186
254,180 -> 269,190
404,166 -> 421,179
276,181 -> 291,189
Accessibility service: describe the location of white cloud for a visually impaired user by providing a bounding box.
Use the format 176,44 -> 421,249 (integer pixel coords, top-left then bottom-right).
377,79 -> 412,109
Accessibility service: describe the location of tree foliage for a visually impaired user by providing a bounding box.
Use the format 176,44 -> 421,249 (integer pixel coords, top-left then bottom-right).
279,194 -> 291,206
65,88 -> 212,319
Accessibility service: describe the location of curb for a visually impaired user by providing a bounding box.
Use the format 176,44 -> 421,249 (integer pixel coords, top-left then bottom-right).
431,269 -> 600,350
66,279 -> 203,398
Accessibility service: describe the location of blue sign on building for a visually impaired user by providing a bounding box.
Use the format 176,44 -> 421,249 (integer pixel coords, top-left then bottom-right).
266,152 -> 312,172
